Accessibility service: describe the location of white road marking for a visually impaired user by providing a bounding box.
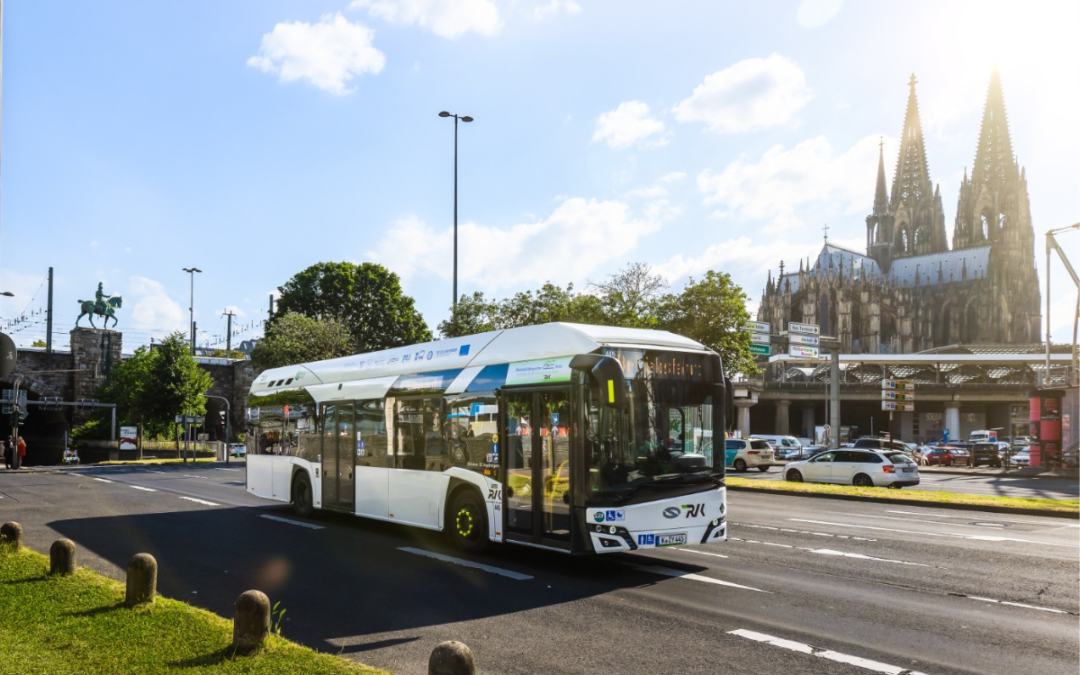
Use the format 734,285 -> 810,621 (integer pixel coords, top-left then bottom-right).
144,470 -> 166,474
216,468 -> 241,472
624,563 -> 770,593
183,475 -> 211,480
965,595 -> 1071,615
886,509 -> 1080,528
179,496 -> 220,506
260,514 -> 325,530
735,522 -> 877,541
728,629 -> 929,675
398,547 -> 533,580
130,485 -> 156,492
675,548 -> 729,559
732,538 -> 940,568
789,519 -> 1073,547
93,478 -> 113,483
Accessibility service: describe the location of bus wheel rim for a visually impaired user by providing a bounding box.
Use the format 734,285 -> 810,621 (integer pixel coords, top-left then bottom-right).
456,507 -> 475,538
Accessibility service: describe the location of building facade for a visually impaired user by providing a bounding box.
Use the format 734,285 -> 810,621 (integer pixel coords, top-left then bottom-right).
758,70 -> 1041,353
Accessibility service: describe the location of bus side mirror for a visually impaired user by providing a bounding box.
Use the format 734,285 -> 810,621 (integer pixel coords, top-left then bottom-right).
569,355 -> 627,409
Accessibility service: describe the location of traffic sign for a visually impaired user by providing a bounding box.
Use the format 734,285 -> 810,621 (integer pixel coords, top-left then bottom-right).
788,322 -> 820,336
788,345 -> 820,359
750,344 -> 770,356
881,379 -> 915,390
750,332 -> 771,345
745,321 -> 771,334
882,401 -> 914,412
883,391 -> 916,402
790,334 -> 820,347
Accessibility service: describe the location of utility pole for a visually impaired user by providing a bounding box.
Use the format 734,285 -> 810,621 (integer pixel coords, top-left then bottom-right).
46,267 -> 53,354
222,309 -> 236,356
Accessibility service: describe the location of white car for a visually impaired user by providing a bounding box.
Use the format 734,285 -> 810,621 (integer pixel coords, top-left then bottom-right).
228,442 -> 247,457
783,448 -> 920,488
724,438 -> 775,472
1009,447 -> 1030,467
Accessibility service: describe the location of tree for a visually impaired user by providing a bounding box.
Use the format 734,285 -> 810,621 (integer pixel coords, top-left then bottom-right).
273,262 -> 431,352
139,332 -> 214,438
94,332 -> 214,439
656,270 -> 758,376
589,262 -> 666,328
31,339 -> 47,348
252,312 -> 354,372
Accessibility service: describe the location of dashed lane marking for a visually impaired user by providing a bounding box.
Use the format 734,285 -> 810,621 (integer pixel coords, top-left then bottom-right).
734,522 -> 877,541
728,629 -> 929,674
675,548 -> 729,559
93,478 -> 113,483
179,496 -> 220,507
957,594 -> 1074,615
398,547 -> 533,580
886,509 -> 1080,528
730,538 -> 940,568
259,514 -> 325,530
130,485 -> 156,492
788,519 -> 1075,547
622,562 -> 770,592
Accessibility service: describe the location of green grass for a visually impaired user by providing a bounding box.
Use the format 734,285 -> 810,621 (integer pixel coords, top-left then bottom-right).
725,476 -> 1080,513
0,548 -> 389,675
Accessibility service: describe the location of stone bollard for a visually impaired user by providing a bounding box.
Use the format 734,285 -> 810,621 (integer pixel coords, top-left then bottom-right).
429,641 -> 476,675
0,522 -> 22,551
50,539 -> 77,575
125,553 -> 157,606
233,590 -> 271,654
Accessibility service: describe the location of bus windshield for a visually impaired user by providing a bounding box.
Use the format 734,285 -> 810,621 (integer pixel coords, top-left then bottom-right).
586,350 -> 720,502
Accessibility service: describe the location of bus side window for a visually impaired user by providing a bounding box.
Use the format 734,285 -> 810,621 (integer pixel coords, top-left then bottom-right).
356,399 -> 388,467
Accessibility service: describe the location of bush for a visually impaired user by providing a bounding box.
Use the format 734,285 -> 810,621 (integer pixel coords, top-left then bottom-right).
70,420 -> 109,442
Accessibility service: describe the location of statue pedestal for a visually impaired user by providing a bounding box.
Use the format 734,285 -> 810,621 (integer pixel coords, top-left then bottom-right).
70,329 -> 122,418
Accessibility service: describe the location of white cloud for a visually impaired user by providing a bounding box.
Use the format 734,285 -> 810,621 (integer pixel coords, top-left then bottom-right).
368,198 -> 663,291
222,305 -> 247,318
127,277 -> 186,335
658,172 -> 686,184
654,237 -> 825,283
351,0 -> 501,39
797,0 -> 843,29
672,54 -> 813,134
697,134 -> 896,234
247,13 -> 386,95
592,101 -> 668,149
529,0 -> 581,21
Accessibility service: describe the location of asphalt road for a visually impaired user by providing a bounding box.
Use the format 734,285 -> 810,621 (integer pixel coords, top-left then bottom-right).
736,465 -> 1080,500
1,463 -> 1077,675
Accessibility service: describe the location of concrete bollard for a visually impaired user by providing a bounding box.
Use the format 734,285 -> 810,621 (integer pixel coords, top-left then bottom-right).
429,641 -> 476,675
50,539 -> 77,575
233,590 -> 271,654
125,553 -> 157,606
0,522 -> 23,551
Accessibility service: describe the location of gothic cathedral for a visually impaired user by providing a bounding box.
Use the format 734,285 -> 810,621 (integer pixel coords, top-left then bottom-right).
758,70 -> 1041,353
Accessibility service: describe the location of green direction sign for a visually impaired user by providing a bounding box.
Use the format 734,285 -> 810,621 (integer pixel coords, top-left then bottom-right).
750,344 -> 771,356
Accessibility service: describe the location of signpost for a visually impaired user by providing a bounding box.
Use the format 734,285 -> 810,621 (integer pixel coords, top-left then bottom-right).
789,345 -> 820,359
881,380 -> 915,438
750,343 -> 770,356
747,321 -> 771,357
788,322 -> 820,336
745,321 -> 771,334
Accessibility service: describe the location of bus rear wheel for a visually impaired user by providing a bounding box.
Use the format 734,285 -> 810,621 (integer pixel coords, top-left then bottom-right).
447,489 -> 488,553
292,472 -> 314,518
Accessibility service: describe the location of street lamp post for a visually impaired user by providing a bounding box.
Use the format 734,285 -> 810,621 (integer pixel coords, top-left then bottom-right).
182,267 -> 202,355
438,111 -> 473,325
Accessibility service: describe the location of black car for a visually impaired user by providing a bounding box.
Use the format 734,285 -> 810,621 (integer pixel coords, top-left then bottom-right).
971,442 -> 1003,468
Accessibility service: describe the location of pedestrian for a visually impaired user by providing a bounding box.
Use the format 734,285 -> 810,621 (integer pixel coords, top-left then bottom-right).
15,436 -> 26,469
2,436 -> 12,469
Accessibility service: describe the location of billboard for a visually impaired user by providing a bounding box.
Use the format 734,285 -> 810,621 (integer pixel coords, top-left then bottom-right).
119,426 -> 138,450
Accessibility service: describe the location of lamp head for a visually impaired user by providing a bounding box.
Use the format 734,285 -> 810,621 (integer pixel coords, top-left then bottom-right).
462,116 -> 474,123
439,111 -> 451,117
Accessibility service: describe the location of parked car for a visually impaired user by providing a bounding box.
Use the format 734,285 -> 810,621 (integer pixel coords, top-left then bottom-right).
1010,436 -> 1031,449
724,438 -> 775,472
853,437 -> 915,456
783,449 -> 920,488
795,444 -> 829,460
970,442 -> 1003,468
1009,447 -> 1030,467
922,446 -> 963,466
228,442 -> 246,457
755,435 -> 802,459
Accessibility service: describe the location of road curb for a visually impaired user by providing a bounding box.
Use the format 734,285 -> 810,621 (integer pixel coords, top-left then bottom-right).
918,468 -> 1079,480
727,484 -> 1080,520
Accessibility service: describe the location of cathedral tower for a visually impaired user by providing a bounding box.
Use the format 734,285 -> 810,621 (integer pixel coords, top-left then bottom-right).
889,75 -> 948,259
866,139 -> 896,272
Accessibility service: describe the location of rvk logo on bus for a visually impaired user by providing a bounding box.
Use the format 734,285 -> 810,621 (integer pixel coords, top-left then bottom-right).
637,534 -> 655,546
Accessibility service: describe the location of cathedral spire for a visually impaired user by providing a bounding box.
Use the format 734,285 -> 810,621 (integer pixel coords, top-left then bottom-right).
873,137 -> 889,216
890,74 -> 933,210
971,66 -> 1017,189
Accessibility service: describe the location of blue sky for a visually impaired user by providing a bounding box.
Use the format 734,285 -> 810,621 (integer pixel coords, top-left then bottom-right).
1,0 -> 1077,352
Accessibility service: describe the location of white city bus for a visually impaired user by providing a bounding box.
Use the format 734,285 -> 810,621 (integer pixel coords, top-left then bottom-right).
245,322 -> 732,555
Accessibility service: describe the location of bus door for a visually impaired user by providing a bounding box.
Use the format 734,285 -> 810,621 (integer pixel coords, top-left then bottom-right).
321,403 -> 356,512
503,389 -> 573,548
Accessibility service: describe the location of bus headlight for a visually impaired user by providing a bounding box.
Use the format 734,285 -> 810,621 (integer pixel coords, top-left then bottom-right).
609,526 -> 617,534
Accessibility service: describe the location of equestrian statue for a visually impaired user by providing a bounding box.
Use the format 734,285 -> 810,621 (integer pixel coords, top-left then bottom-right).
76,282 -> 123,329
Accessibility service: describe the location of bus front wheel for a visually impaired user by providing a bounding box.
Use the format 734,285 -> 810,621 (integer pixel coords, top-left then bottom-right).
447,489 -> 488,553
292,472 -> 314,518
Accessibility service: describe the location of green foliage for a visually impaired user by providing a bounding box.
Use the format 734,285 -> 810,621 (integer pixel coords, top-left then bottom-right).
271,601 -> 287,637
438,264 -> 758,376
70,419 -> 109,442
272,262 -> 431,353
97,333 -> 213,439
656,270 -> 759,376
31,338 -> 47,348
252,312 -> 354,372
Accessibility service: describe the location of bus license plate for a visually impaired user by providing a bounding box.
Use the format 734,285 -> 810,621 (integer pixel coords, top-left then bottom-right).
656,533 -> 687,547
